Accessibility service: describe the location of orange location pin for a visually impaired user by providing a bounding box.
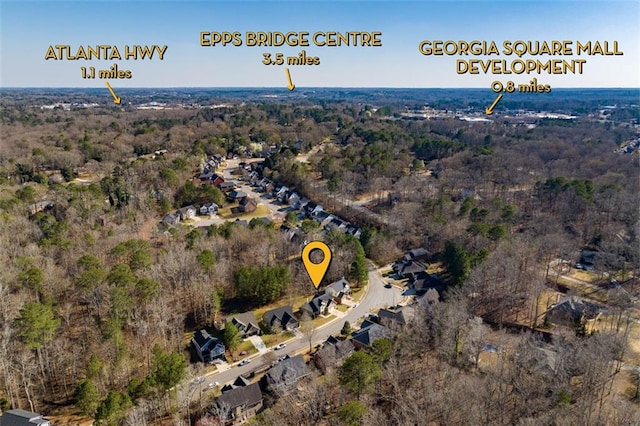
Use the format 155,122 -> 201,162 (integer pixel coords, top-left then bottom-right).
302,241 -> 332,289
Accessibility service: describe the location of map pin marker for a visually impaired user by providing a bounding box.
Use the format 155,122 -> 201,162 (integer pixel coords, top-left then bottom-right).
302,241 -> 332,289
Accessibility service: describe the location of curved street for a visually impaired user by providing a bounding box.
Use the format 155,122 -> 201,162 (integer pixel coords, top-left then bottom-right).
195,263 -> 403,390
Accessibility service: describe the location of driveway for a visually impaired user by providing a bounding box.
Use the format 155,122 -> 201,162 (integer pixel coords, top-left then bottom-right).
196,265 -> 402,390
248,335 -> 268,354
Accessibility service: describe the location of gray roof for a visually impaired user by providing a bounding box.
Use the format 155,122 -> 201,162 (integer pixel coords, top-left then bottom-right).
217,382 -> 262,411
1,409 -> 50,426
326,277 -> 350,295
263,306 -> 298,329
265,355 -> 310,388
314,338 -> 355,367
192,329 -> 224,352
546,297 -> 601,325
403,247 -> 430,261
229,312 -> 260,331
396,261 -> 426,276
301,293 -> 333,316
351,323 -> 393,347
410,271 -> 443,293
378,306 -> 416,326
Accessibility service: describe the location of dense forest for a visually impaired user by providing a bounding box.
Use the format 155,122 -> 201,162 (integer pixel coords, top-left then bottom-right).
0,89 -> 638,425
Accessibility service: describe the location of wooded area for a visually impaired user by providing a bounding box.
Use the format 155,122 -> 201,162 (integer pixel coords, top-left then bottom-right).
0,89 -> 638,425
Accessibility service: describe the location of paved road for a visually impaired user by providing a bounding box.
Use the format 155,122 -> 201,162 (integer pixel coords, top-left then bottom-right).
197,264 -> 402,390
194,158 -> 287,228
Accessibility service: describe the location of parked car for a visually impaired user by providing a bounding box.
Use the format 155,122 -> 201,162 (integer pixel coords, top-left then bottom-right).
384,282 -> 393,288
274,343 -> 286,350
238,359 -> 250,366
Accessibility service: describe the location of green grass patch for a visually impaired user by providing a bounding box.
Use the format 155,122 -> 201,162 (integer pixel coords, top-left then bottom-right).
351,287 -> 366,302
218,204 -> 271,221
261,332 -> 294,347
228,340 -> 257,362
253,295 -> 310,321
312,314 -> 336,328
335,304 -> 349,313
569,270 -> 600,283
217,205 -> 236,218
554,276 -> 608,303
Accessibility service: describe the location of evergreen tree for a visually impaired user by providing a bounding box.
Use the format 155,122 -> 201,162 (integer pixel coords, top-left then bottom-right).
16,302 -> 59,349
74,379 -> 100,416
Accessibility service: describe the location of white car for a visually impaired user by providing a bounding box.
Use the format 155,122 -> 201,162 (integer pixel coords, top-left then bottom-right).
238,359 -> 250,366
274,343 -> 286,350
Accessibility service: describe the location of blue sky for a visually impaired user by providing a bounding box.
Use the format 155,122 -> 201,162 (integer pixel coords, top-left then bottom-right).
1,1 -> 638,87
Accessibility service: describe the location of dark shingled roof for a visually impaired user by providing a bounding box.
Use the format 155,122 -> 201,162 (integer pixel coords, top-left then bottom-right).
264,355 -> 310,389
351,322 -> 393,347
217,382 -> 262,410
378,306 -> 416,326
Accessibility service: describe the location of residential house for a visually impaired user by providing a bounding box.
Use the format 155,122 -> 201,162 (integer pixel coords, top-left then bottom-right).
28,200 -> 54,216
345,225 -> 362,239
199,203 -> 219,215
257,178 -> 274,192
545,297 -> 602,333
280,225 -> 306,245
312,211 -> 334,228
274,186 -> 289,200
351,322 -> 394,349
262,355 -> 311,394
313,336 -> 355,374
219,182 -> 236,193
579,250 -> 597,271
326,218 -> 349,233
394,260 -> 427,278
1,409 -> 50,426
192,329 -> 226,363
303,202 -> 323,217
262,306 -> 299,332
378,306 -> 416,331
239,197 -> 257,213
215,382 -> 263,425
199,169 -> 216,182
221,375 -> 251,393
162,213 -> 180,226
300,293 -> 334,319
324,277 -> 351,304
228,190 -> 248,202
409,271 -> 444,295
210,173 -> 225,187
177,205 -> 197,220
294,197 -> 310,210
206,157 -> 220,170
284,191 -> 300,206
248,172 -> 261,185
402,247 -> 430,263
228,312 -> 261,337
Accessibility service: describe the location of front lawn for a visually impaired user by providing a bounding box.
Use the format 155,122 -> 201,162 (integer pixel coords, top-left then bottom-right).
312,314 -> 336,328
228,340 -> 257,362
351,287 -> 366,302
261,332 -> 294,347
335,304 -> 349,313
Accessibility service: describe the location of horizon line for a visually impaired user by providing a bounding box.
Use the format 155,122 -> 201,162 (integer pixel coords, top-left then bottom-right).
1,86 -> 639,90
